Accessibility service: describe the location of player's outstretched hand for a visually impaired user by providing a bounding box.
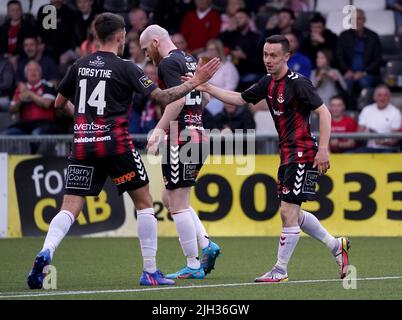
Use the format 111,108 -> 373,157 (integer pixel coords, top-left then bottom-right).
192,57 -> 220,85
181,73 -> 209,92
313,148 -> 330,175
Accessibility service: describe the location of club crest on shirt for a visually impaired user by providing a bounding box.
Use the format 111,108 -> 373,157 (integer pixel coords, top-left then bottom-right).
277,93 -> 285,104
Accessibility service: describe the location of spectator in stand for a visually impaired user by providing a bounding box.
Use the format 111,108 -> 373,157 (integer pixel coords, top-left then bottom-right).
128,61 -> 161,136
356,85 -> 401,153
215,102 -> 256,132
0,46 -> 15,112
388,0 -> 402,35
285,32 -> 312,78
36,0 -> 76,63
203,39 -> 239,116
0,0 -> 35,59
220,0 -> 256,33
262,8 -> 303,45
310,49 -> 347,107
128,39 -> 147,70
78,22 -> 99,57
16,35 -> 60,86
152,0 -> 195,34
3,61 -> 56,137
337,9 -> 381,98
180,0 -> 221,56
220,9 -> 263,91
72,0 -> 96,50
328,95 -> 358,153
128,8 -> 149,39
300,13 -> 338,69
171,33 -> 188,52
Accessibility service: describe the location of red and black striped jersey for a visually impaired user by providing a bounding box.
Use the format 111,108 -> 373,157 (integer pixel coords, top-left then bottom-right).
58,51 -> 157,160
241,69 -> 323,165
158,49 -> 206,145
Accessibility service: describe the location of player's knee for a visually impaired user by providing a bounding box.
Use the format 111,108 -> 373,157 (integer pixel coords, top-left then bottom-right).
279,207 -> 298,227
161,189 -> 170,210
61,195 -> 85,218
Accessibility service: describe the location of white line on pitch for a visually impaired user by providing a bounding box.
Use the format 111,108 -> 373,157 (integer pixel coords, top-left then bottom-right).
1,276 -> 402,299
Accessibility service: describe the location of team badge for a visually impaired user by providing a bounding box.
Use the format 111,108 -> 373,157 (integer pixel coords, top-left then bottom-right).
139,75 -> 153,88
277,93 -> 284,104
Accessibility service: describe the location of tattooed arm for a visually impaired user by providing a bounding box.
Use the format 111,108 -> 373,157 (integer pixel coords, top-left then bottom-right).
149,57 -> 220,106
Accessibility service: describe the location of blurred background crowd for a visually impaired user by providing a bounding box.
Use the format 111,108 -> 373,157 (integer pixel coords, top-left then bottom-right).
0,0 -> 401,153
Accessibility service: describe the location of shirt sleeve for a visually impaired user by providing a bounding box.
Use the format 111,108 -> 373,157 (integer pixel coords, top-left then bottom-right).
391,109 -> 402,130
158,58 -> 183,88
358,108 -> 368,127
126,61 -> 158,95
42,83 -> 56,101
294,76 -> 323,111
241,75 -> 269,105
58,63 -> 77,98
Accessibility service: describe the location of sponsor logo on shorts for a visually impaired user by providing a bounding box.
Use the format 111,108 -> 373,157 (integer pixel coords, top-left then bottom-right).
139,75 -> 153,88
65,165 -> 94,190
303,170 -> 318,194
112,171 -> 136,185
183,163 -> 197,181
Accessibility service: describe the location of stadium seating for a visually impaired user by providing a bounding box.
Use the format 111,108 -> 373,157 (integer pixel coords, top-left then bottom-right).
384,59 -> 402,89
254,111 -> 277,135
365,10 -> 396,35
293,11 -> 318,36
29,0 -> 49,17
353,0 -> 386,11
357,87 -> 375,110
315,0 -> 350,16
326,10 -> 346,35
380,35 -> 402,62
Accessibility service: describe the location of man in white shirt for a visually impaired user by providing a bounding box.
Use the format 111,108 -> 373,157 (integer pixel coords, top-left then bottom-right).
357,84 -> 401,152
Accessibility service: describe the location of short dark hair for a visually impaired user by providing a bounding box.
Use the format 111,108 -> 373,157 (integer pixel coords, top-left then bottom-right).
310,13 -> 326,25
279,8 -> 295,21
7,0 -> 21,7
265,35 -> 290,53
93,13 -> 125,44
330,95 -> 345,104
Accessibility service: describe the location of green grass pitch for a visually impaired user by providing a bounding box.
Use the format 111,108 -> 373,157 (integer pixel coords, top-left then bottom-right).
1,237 -> 402,300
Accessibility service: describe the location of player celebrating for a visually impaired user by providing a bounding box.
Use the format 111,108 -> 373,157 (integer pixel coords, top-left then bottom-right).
139,25 -> 220,280
27,13 -> 220,289
187,35 -> 350,282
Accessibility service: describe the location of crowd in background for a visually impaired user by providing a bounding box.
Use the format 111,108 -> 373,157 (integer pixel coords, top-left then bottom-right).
0,0 -> 401,154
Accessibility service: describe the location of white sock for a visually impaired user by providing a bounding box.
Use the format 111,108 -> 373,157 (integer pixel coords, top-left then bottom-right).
172,208 -> 200,269
42,210 -> 75,259
299,210 -> 338,254
275,226 -> 301,273
137,208 -> 157,273
189,206 -> 210,249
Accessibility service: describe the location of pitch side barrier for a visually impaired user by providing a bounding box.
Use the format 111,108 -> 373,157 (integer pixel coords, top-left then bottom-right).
0,132 -> 402,238
0,132 -> 401,156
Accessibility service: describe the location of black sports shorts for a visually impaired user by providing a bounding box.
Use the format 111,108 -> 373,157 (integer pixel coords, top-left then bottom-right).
64,149 -> 149,196
276,162 -> 319,205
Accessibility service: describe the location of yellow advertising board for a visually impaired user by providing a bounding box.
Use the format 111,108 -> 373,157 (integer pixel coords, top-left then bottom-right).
150,154 -> 402,237
7,154 -> 402,237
